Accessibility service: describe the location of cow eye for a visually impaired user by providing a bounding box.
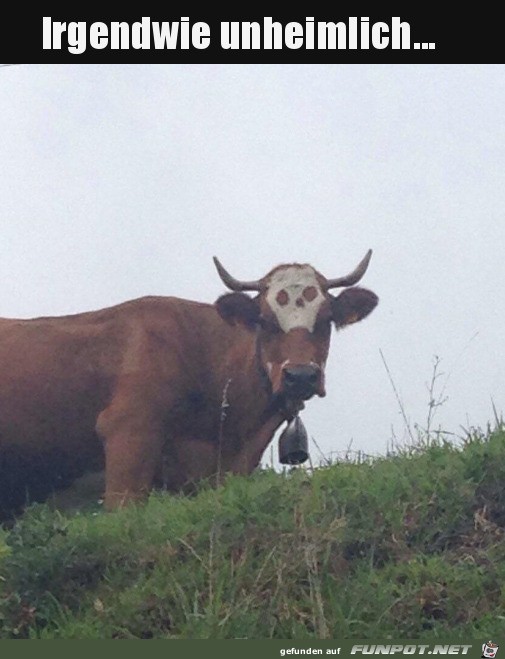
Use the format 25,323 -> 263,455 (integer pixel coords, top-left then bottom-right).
260,317 -> 281,333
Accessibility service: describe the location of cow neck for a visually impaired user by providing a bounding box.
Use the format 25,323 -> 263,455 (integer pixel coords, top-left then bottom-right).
254,328 -> 271,396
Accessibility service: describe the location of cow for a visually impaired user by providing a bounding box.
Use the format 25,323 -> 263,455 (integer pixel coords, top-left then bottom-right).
0,252 -> 378,516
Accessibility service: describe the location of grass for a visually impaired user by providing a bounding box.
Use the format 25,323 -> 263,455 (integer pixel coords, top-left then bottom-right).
1,424 -> 505,639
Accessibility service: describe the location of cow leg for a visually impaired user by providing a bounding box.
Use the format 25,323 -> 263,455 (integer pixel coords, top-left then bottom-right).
163,438 -> 219,491
96,401 -> 164,510
228,413 -> 285,475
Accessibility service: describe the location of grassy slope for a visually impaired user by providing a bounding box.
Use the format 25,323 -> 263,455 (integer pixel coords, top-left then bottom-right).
1,427 -> 504,639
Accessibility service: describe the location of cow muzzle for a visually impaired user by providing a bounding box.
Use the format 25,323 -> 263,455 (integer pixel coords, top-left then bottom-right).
282,363 -> 323,400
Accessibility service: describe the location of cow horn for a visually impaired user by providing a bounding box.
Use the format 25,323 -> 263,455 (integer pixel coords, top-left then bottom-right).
324,249 -> 373,290
213,257 -> 262,292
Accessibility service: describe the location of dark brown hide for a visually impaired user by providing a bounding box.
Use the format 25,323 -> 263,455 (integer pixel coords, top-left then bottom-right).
0,299 -> 285,515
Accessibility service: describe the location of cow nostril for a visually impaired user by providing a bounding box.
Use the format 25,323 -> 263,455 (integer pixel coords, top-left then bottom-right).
284,369 -> 297,383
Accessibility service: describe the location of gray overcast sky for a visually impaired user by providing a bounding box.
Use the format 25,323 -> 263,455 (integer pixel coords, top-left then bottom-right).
1,64 -> 504,462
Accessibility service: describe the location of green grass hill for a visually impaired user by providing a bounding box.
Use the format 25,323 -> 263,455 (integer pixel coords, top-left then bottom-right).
1,426 -> 504,639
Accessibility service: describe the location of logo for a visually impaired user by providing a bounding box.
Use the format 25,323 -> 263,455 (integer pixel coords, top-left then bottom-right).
482,642 -> 499,659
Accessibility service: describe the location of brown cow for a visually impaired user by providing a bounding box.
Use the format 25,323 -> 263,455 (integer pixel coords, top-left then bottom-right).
0,253 -> 378,516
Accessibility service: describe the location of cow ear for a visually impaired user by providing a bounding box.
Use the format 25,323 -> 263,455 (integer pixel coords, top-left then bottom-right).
215,293 -> 261,329
331,287 -> 378,329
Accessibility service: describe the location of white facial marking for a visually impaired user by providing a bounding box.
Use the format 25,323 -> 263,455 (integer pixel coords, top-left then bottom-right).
266,266 -> 325,333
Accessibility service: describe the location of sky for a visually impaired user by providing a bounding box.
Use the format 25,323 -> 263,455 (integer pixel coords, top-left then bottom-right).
1,64 -> 504,464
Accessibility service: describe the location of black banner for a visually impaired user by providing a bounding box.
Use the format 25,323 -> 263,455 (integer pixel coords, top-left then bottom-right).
0,10 -> 501,63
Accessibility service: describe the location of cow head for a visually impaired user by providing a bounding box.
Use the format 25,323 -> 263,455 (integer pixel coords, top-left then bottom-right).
214,252 -> 378,412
